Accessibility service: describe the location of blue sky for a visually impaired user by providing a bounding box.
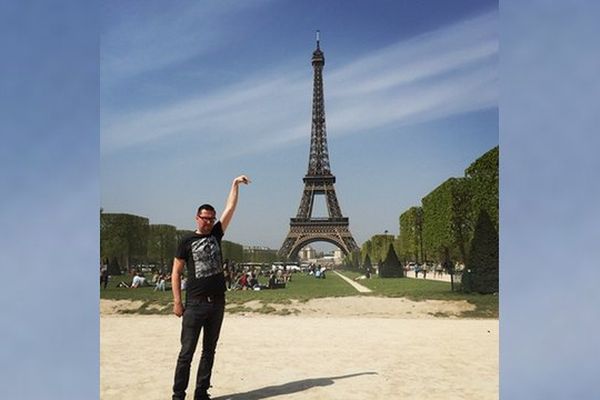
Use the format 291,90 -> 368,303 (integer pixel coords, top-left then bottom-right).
100,0 -> 498,250
0,1 -> 99,398
501,2 -> 600,398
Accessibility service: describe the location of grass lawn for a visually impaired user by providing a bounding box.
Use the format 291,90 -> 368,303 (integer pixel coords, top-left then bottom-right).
100,270 -> 498,318
338,269 -> 498,318
100,272 -> 357,314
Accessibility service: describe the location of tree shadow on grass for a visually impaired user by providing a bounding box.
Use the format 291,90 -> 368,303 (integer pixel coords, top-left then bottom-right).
213,372 -> 378,400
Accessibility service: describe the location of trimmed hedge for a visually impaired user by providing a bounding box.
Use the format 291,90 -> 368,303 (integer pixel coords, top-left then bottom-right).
397,146 -> 498,266
462,210 -> 498,294
399,206 -> 423,262
222,240 -> 244,262
147,223 -> 177,269
101,212 -> 149,271
379,243 -> 404,278
100,212 -> 249,269
421,177 -> 471,263
360,234 -> 396,267
465,146 -> 499,231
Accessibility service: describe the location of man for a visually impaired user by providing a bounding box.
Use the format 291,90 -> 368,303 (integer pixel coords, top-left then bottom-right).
171,175 -> 250,400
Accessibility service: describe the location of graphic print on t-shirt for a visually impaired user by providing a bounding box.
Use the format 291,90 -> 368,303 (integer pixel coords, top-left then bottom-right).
190,236 -> 222,278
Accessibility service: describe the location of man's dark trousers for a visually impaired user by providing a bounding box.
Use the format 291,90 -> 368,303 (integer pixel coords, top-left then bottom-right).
172,296 -> 225,400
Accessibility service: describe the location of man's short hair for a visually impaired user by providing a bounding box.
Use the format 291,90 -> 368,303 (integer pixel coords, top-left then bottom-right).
197,204 -> 216,215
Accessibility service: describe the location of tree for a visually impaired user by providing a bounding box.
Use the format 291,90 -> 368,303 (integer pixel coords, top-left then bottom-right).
243,247 -> 279,263
222,240 -> 244,262
399,207 -> 424,262
363,253 -> 372,271
379,243 -> 403,278
100,213 -> 149,272
442,246 -> 455,291
147,224 -> 177,270
361,234 -> 395,267
396,145 -> 498,270
465,146 -> 499,231
462,210 -> 498,294
422,178 -> 471,264
343,250 -> 361,271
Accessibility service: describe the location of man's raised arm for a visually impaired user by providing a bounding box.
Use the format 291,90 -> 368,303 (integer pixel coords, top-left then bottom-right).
220,175 -> 250,232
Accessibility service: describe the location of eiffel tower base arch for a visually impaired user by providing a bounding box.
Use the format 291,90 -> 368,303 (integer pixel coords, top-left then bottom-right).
279,219 -> 359,260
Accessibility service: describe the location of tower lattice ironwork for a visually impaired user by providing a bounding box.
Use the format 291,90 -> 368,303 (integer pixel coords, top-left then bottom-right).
279,32 -> 359,260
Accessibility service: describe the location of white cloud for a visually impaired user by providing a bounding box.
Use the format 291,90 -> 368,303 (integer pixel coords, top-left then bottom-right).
101,10 -> 498,159
101,0 -> 275,84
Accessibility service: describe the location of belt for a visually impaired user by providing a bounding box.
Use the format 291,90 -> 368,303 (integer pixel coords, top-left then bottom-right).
187,294 -> 225,304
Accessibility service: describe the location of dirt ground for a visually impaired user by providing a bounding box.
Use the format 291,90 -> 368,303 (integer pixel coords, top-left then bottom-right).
100,297 -> 498,399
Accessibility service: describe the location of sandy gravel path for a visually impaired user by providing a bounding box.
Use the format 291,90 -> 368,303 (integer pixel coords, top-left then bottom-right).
101,298 -> 497,399
332,271 -> 372,293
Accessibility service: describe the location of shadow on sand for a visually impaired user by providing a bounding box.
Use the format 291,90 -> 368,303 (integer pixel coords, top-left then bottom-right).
213,372 -> 378,400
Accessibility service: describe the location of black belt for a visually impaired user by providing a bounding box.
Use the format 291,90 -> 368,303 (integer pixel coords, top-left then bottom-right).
187,294 -> 225,304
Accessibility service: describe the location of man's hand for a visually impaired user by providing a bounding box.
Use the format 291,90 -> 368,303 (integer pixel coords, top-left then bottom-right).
173,301 -> 184,317
234,175 -> 251,186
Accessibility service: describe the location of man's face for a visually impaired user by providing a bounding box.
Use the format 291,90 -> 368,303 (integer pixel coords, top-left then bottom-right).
195,209 -> 216,234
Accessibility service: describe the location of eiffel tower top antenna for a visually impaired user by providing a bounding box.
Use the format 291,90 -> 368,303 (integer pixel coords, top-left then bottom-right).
316,30 -> 320,49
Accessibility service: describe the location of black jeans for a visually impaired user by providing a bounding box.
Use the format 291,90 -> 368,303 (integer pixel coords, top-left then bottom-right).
172,296 -> 225,400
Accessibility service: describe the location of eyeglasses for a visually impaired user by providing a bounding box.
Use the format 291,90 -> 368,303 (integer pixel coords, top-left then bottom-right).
197,216 -> 216,223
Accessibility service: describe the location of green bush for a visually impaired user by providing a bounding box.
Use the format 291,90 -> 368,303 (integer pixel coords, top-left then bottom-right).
463,210 -> 498,294
379,243 -> 404,278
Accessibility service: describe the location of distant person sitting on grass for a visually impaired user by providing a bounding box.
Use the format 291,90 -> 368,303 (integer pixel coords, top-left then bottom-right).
238,272 -> 248,290
154,273 -> 166,292
267,272 -> 276,288
315,266 -> 326,279
248,272 -> 259,289
131,272 -> 144,288
283,269 -> 292,283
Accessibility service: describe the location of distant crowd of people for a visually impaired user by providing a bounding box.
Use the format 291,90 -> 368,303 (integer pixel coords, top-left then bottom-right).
307,264 -> 327,279
101,258 -> 466,290
407,261 -> 465,279
101,260 -> 303,292
109,269 -> 182,290
223,260 -> 293,291
351,260 -> 465,281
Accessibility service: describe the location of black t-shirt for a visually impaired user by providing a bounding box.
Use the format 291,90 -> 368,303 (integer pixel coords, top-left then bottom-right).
175,221 -> 226,298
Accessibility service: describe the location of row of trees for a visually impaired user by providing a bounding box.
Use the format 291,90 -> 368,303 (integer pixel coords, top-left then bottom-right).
100,211 -> 259,275
344,234 -> 397,269
345,146 -> 498,293
406,146 -> 498,264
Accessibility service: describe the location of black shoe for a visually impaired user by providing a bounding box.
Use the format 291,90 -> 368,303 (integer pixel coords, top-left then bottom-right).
196,392 -> 211,400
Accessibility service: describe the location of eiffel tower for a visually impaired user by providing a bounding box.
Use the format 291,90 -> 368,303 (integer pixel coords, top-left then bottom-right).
279,32 -> 359,260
